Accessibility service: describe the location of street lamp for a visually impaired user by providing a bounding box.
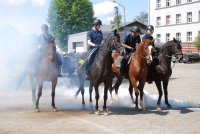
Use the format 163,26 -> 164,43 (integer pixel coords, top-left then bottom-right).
112,0 -> 126,35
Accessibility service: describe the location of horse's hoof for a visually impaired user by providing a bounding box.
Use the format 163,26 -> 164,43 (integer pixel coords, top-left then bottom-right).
53,108 -> 58,112
34,108 -> 40,112
157,105 -> 162,112
134,106 -> 139,111
82,105 -> 86,111
95,111 -> 100,115
103,111 -> 109,116
89,104 -> 94,111
167,104 -> 172,109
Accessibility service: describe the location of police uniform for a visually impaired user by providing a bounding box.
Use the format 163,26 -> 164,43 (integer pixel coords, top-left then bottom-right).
123,33 -> 141,54
87,28 -> 103,48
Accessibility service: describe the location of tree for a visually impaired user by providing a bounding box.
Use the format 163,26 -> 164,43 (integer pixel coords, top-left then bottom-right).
110,6 -> 122,33
195,35 -> 200,55
47,0 -> 94,51
133,11 -> 148,25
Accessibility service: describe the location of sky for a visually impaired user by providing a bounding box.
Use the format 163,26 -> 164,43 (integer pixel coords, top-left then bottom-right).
0,0 -> 148,35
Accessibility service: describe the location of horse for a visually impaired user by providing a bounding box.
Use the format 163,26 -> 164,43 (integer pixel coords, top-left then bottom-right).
149,38 -> 182,111
111,39 -> 153,110
29,37 -> 60,112
75,34 -> 117,115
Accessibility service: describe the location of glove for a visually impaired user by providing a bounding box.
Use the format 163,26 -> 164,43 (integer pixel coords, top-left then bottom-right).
95,45 -> 100,49
131,47 -> 135,51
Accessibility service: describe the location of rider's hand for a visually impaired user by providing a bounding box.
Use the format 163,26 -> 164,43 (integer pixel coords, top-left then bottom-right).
131,47 -> 135,51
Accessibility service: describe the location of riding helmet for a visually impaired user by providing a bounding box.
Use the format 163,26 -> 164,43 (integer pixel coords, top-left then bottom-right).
41,24 -> 49,31
147,25 -> 154,31
93,19 -> 102,25
130,26 -> 141,33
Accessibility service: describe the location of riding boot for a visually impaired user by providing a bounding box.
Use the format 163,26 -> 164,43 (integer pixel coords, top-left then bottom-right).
120,58 -> 127,76
86,48 -> 98,75
147,65 -> 153,84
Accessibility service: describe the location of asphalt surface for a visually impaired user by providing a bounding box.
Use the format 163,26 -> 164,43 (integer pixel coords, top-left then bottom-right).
0,63 -> 199,134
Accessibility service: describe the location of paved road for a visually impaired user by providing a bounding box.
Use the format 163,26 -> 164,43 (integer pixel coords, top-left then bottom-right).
0,63 -> 199,134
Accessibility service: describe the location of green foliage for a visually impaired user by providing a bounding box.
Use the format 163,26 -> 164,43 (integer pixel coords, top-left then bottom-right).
195,35 -> 200,50
47,0 -> 94,51
133,11 -> 148,25
110,6 -> 122,33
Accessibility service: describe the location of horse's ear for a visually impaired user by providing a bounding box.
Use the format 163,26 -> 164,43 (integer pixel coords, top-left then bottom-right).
173,37 -> 177,43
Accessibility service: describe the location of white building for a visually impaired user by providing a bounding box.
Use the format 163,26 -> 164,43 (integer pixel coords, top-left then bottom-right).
148,0 -> 200,54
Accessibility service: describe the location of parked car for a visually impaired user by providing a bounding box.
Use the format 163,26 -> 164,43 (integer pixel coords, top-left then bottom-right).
183,54 -> 200,63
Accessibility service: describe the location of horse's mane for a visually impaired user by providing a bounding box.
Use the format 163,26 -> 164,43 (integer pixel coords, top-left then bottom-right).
159,40 -> 174,53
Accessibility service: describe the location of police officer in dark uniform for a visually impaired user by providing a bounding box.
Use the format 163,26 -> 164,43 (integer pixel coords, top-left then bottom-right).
37,24 -> 62,76
142,25 -> 155,47
120,26 -> 141,76
143,25 -> 156,83
86,19 -> 103,74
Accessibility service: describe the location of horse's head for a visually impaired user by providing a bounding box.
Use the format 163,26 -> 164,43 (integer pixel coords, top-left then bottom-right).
102,34 -> 118,51
141,39 -> 153,65
45,37 -> 56,61
171,38 -> 183,62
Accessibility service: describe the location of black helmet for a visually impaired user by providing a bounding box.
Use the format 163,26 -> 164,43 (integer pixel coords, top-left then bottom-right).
130,26 -> 141,33
41,24 -> 49,31
147,25 -> 154,31
93,19 -> 102,25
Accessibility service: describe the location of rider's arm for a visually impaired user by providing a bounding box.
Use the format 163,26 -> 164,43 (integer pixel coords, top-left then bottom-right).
122,35 -> 132,50
87,31 -> 96,47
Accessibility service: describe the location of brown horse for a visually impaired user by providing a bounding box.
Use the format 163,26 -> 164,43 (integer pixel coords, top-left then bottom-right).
111,39 -> 152,110
29,37 -> 59,112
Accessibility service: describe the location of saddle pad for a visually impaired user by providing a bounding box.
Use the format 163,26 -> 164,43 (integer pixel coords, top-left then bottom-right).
114,55 -> 123,68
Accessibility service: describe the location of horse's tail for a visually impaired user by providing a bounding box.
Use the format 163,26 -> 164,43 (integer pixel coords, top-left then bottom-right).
74,88 -> 81,99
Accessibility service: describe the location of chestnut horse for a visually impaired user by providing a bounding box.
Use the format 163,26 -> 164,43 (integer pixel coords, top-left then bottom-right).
112,39 -> 152,110
29,38 -> 59,112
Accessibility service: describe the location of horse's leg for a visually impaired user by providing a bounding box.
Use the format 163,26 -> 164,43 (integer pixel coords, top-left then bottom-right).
128,80 -> 134,106
89,81 -> 94,111
163,79 -> 172,108
29,75 -> 36,104
79,76 -> 86,110
138,79 -> 146,110
129,77 -> 139,110
103,79 -> 112,116
94,84 -> 100,115
35,82 -> 43,112
51,78 -> 58,112
155,80 -> 163,111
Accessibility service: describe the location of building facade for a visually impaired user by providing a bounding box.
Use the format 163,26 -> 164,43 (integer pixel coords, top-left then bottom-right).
148,0 -> 200,54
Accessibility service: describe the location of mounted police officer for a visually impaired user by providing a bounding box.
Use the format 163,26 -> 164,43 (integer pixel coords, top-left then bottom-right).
120,26 -> 141,76
37,24 -> 62,76
86,19 -> 103,75
143,25 -> 156,83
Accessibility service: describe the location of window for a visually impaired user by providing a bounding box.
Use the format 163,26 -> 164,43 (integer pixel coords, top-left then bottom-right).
176,0 -> 181,5
157,34 -> 161,42
157,17 -> 161,26
187,0 -> 192,3
176,33 -> 181,41
166,15 -> 170,25
157,0 -> 161,8
187,32 -> 192,42
187,12 -> 192,23
176,14 -> 181,24
166,0 -> 170,7
166,33 -> 170,42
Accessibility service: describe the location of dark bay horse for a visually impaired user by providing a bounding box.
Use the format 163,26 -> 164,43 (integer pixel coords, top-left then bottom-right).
149,38 -> 182,111
75,35 -> 117,115
111,39 -> 152,110
29,38 -> 59,112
